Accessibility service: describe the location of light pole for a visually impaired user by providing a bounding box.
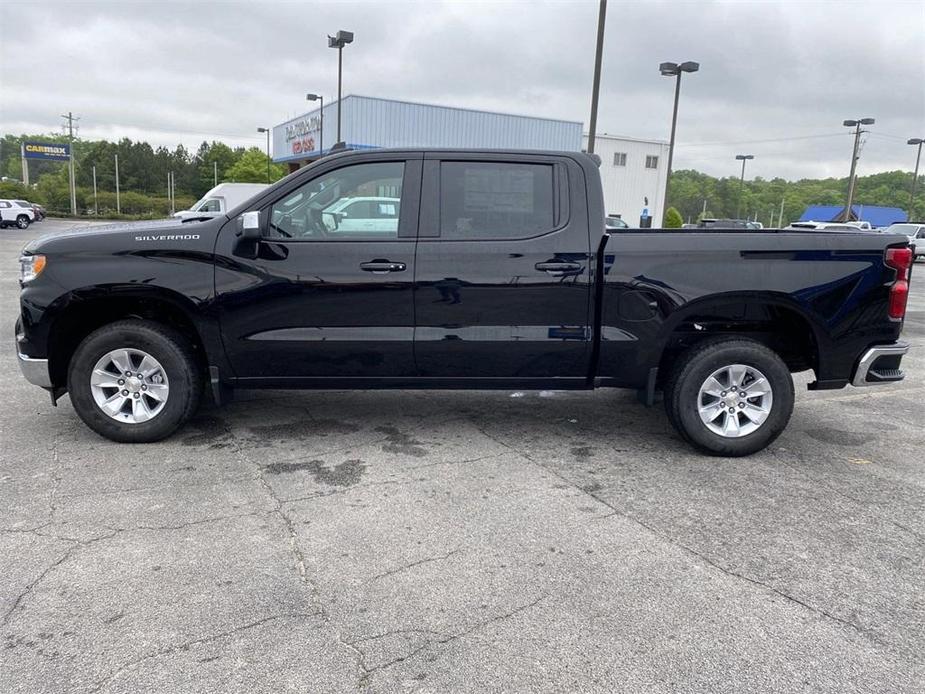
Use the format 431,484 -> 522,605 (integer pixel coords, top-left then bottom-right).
660,60 -> 699,224
306,93 -> 324,157
257,127 -> 271,183
328,30 -> 354,147
586,0 -> 607,155
735,154 -> 754,220
908,137 -> 923,218
842,117 -> 875,220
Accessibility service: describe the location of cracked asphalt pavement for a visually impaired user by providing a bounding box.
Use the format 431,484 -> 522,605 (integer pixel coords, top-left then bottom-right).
3,220 -> 924,693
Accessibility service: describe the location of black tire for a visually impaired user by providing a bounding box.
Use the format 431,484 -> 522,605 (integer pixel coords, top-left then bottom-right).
67,320 -> 202,443
664,338 -> 794,456
16,215 -> 30,229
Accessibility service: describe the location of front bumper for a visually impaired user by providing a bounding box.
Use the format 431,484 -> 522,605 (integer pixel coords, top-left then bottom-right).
15,327 -> 52,389
851,342 -> 909,387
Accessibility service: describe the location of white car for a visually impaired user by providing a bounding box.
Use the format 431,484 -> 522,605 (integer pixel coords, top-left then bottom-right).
882,223 -> 925,260
173,183 -> 269,221
0,199 -> 35,229
784,221 -> 863,232
323,196 -> 400,233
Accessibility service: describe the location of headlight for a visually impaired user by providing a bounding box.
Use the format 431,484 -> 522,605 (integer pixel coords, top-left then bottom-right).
19,254 -> 46,283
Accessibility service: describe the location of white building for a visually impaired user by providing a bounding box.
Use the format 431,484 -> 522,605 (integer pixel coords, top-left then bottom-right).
583,133 -> 670,228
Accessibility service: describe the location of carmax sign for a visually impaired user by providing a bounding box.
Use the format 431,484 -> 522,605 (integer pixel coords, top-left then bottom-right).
23,142 -> 71,161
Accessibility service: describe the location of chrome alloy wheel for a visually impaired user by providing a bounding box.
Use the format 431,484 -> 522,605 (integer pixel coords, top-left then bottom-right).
697,363 -> 773,438
89,348 -> 169,424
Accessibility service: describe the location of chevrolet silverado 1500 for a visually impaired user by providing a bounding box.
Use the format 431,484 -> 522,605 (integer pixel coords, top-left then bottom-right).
15,149 -> 912,455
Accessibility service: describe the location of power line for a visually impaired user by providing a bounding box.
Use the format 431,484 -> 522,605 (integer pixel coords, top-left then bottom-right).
676,132 -> 847,148
84,123 -> 263,142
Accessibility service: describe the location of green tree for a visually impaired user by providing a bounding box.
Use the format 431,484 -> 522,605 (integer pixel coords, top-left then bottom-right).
663,206 -> 683,228
225,147 -> 286,184
194,141 -> 242,196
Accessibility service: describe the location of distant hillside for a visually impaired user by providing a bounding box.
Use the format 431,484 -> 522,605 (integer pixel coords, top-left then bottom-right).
668,168 -> 923,225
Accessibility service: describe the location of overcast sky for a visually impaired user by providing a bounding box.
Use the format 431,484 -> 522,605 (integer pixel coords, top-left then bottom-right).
1,0 -> 922,180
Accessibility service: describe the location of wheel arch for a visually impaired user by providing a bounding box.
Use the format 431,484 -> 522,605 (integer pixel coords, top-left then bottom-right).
651,291 -> 828,384
45,286 -> 213,388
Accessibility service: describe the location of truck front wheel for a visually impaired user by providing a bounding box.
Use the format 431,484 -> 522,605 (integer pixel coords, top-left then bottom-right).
664,338 -> 794,456
16,215 -> 30,229
67,320 -> 202,442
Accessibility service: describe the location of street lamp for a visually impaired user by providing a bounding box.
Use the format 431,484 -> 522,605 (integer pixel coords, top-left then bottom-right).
257,127 -> 271,183
908,137 -> 924,218
327,29 -> 354,147
841,117 -> 875,220
306,93 -> 324,157
659,60 -> 699,224
735,154 -> 754,220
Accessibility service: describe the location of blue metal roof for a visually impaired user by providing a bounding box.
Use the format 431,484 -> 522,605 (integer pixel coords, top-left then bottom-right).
799,204 -> 907,227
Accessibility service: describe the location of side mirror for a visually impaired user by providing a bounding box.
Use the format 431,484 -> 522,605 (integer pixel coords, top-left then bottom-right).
238,210 -> 261,239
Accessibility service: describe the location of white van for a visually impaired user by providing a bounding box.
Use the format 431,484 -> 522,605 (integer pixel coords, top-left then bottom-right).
173,183 -> 269,221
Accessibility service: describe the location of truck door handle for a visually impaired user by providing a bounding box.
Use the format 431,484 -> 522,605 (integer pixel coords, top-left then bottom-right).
360,260 -> 406,273
535,262 -> 582,273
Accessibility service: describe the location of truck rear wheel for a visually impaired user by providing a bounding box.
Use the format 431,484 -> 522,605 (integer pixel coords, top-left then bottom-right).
664,338 -> 794,456
67,320 -> 202,443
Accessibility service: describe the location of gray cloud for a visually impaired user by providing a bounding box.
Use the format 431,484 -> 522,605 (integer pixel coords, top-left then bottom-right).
1,0 -> 922,180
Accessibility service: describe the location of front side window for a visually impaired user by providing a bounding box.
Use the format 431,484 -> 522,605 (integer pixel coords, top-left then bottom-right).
197,198 -> 222,213
268,162 -> 404,240
439,162 -> 555,240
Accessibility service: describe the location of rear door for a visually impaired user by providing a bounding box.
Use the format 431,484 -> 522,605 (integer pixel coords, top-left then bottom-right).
214,153 -> 422,380
413,153 -> 593,380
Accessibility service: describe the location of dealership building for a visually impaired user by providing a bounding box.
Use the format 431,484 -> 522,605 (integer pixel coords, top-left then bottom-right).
272,94 -> 668,226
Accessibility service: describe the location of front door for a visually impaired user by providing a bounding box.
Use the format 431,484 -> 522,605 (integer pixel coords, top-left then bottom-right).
214,155 -> 422,381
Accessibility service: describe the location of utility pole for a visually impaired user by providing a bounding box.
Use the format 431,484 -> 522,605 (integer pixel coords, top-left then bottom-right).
778,196 -> 785,228
842,117 -> 875,220
61,112 -> 79,215
92,165 -> 98,215
586,0 -> 607,154
701,198 -> 707,221
213,160 -> 218,187
114,154 -> 121,215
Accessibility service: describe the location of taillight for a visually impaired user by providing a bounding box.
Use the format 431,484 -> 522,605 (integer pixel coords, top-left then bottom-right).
885,247 -> 912,320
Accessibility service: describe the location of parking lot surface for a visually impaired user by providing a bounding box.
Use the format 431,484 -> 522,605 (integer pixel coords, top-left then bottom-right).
2,219 -> 924,693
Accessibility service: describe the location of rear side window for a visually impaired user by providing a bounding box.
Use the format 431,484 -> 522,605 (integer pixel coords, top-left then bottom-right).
439,162 -> 555,239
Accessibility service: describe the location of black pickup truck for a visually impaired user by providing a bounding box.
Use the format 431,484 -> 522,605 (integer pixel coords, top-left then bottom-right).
15,149 -> 913,455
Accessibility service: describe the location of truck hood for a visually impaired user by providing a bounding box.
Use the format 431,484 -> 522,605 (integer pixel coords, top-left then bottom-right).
24,216 -> 225,255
